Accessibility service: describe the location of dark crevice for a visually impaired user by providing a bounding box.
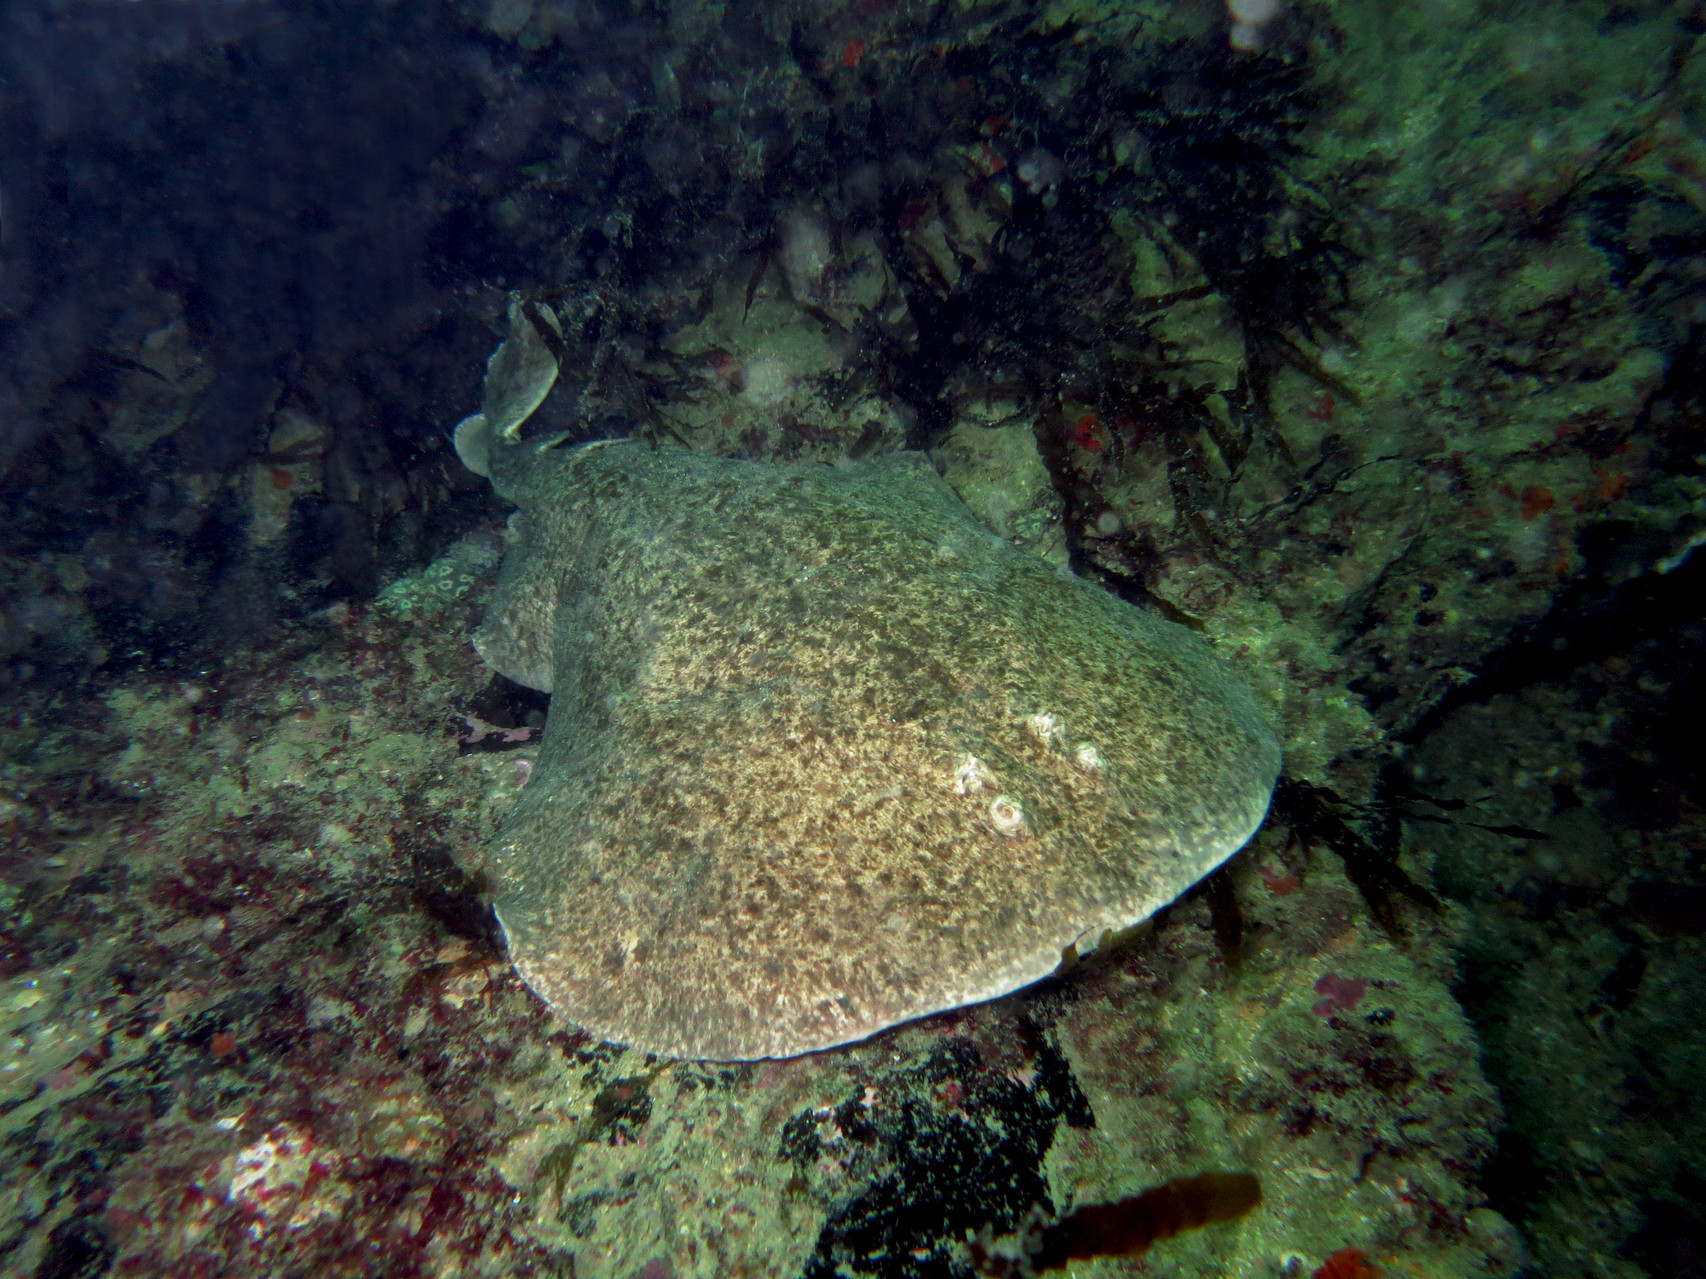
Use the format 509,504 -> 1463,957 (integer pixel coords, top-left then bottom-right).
1398,538 -> 1706,745
1271,777 -> 1440,939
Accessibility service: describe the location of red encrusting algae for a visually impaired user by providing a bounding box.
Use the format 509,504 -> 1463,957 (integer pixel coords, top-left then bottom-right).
1312,972 -> 1369,1018
1313,1246 -> 1382,1279
1519,484 -> 1555,520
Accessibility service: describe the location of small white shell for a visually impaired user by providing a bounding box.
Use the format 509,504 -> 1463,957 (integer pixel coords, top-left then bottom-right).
1025,712 -> 1065,745
1074,743 -> 1106,773
954,754 -> 992,795
988,795 -> 1025,836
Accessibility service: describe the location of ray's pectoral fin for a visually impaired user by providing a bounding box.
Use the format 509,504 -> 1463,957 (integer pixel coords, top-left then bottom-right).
484,300 -> 562,443
472,511 -> 560,694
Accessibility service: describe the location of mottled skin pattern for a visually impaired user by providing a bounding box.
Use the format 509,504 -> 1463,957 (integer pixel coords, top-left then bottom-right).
474,436 -> 1280,1060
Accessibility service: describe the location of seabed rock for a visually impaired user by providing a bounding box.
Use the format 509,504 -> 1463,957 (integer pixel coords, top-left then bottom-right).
463,422 -> 1281,1060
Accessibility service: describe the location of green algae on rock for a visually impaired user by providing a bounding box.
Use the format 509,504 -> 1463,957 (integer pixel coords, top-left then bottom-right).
465,427 -> 1280,1060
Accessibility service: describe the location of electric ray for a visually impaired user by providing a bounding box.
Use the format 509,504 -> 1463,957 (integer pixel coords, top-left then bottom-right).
461,419 -> 1280,1061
